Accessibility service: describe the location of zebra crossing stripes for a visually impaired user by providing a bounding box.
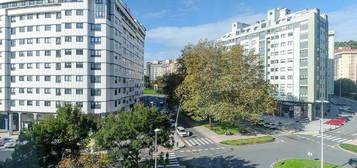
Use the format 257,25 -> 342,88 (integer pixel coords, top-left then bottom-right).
184,137 -> 215,146
167,152 -> 180,167
313,134 -> 352,143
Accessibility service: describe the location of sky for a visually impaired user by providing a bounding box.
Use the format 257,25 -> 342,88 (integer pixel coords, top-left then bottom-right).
123,0 -> 357,63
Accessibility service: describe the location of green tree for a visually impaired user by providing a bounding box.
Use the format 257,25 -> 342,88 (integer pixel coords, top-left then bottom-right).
176,41 -> 274,127
335,40 -> 357,49
334,78 -> 357,98
95,103 -> 172,168
144,75 -> 151,88
0,105 -> 97,167
154,73 -> 185,106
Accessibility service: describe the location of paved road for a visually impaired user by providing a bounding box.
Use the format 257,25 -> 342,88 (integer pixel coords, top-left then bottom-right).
174,101 -> 357,168
0,148 -> 13,162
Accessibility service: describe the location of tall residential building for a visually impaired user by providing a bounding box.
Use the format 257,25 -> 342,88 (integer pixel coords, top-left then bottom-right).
0,0 -> 146,132
334,47 -> 357,83
146,59 -> 181,81
218,8 -> 331,120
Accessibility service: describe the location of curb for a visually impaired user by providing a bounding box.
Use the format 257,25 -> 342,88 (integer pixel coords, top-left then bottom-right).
337,144 -> 357,155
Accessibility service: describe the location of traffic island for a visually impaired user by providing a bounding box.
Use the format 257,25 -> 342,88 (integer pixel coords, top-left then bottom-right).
219,136 -> 274,146
339,143 -> 357,153
273,159 -> 343,168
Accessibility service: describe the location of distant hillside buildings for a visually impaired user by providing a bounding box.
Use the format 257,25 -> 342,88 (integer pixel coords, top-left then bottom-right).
146,59 -> 181,81
334,47 -> 357,83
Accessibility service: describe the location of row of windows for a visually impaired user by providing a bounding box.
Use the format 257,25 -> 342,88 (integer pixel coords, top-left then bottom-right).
270,67 -> 294,72
270,75 -> 294,80
9,9 -> 84,23
5,49 -> 101,58
6,75 -> 102,83
9,62 -> 101,71
7,23 -> 101,34
7,36 -> 101,46
270,58 -> 293,64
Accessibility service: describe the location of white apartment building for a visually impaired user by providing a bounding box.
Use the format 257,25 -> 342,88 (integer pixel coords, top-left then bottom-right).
218,8 -> 332,120
146,59 -> 181,81
0,0 -> 146,132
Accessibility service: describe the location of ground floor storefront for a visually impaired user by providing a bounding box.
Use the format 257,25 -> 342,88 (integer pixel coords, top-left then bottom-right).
0,112 -> 50,134
276,101 -> 328,120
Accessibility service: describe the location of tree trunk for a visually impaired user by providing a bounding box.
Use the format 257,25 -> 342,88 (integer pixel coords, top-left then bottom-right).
208,116 -> 212,129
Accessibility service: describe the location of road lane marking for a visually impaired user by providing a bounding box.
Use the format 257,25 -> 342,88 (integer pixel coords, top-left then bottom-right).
331,137 -> 343,141
325,136 -> 337,140
336,139 -> 348,143
192,139 -> 201,145
342,140 -> 352,143
185,140 -> 193,146
195,138 -> 206,145
200,138 -> 210,144
205,138 -> 214,143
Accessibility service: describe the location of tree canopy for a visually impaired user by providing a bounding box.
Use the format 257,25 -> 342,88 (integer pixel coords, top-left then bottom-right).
95,103 -> 173,168
176,41 -> 274,125
1,105 -> 97,168
334,78 -> 357,98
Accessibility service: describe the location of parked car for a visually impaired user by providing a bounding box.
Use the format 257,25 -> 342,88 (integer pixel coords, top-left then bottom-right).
326,119 -> 345,125
4,140 -> 17,148
176,126 -> 190,137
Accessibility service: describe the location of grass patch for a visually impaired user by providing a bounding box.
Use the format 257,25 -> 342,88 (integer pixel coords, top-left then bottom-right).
340,143 -> 357,153
144,88 -> 163,95
273,159 -> 343,168
220,136 -> 274,146
203,123 -> 240,135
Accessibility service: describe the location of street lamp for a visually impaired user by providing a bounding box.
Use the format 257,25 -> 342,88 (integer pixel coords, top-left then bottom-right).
154,128 -> 161,168
174,99 -> 183,149
316,99 -> 328,168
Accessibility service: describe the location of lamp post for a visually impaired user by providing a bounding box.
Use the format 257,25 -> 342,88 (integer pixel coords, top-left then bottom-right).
174,99 -> 183,148
154,128 -> 161,168
316,99 -> 328,168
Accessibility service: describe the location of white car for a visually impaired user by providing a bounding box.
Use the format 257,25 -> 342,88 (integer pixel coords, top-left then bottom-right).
176,126 -> 190,137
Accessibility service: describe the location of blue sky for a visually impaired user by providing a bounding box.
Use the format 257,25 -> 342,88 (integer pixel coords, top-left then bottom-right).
124,0 -> 357,63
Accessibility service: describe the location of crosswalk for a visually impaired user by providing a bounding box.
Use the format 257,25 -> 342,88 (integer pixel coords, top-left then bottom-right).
184,137 -> 214,146
167,152 -> 180,167
312,134 -> 352,144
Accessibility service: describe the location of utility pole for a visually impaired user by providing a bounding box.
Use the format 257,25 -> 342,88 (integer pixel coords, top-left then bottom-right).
316,99 -> 328,168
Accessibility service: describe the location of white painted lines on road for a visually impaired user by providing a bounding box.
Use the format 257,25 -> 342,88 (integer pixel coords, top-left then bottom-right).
167,152 -> 180,167
312,134 -> 352,144
184,137 -> 215,146
178,147 -> 225,153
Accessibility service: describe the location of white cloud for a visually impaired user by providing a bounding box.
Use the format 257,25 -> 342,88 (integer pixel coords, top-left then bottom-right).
143,9 -> 168,18
328,5 -> 357,41
146,13 -> 265,48
145,50 -> 182,62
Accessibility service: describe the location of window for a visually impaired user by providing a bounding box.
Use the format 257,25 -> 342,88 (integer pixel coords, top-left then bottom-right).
56,24 -> 61,32
45,13 -> 51,18
45,38 -> 51,44
91,89 -> 101,96
11,28 -> 16,34
65,89 -> 72,95
76,62 -> 83,68
76,89 -> 83,95
76,23 -> 83,29
287,67 -> 293,71
36,25 -> 40,31
91,63 -> 101,70
65,10 -> 72,16
45,88 -> 51,94
45,50 -> 51,56
288,58 -> 293,62
19,76 -> 25,81
19,100 -> 25,106
19,27 -> 25,32
45,63 -> 51,69
10,100 -> 15,107
45,76 -> 51,81
27,26 -> 33,32
76,49 -> 83,55
91,24 -> 101,31
19,88 -> 24,93
56,89 -> 61,96
27,63 -> 33,69
65,23 -> 72,29
65,62 -> 72,68
91,76 -> 101,83
90,37 -> 101,44
56,37 -> 61,45
56,75 -> 61,82
90,50 -> 101,57
56,12 -> 61,19
10,76 -> 16,83
27,39 -> 33,44
36,76 -> 40,81
76,75 -> 83,81
19,51 -> 25,57
76,9 -> 84,16
65,49 -> 72,55
76,36 -> 83,42
27,14 -> 33,20
65,36 -> 72,42
44,101 -> 51,107
19,64 -> 24,69
288,32 -> 293,37
90,102 -> 101,109
27,88 -> 33,94
45,25 -> 51,31
65,75 -> 72,81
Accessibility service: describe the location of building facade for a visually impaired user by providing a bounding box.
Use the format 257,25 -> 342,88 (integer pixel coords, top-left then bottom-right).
0,0 -> 145,132
327,30 -> 335,97
334,47 -> 357,82
218,8 -> 331,120
146,59 -> 181,81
